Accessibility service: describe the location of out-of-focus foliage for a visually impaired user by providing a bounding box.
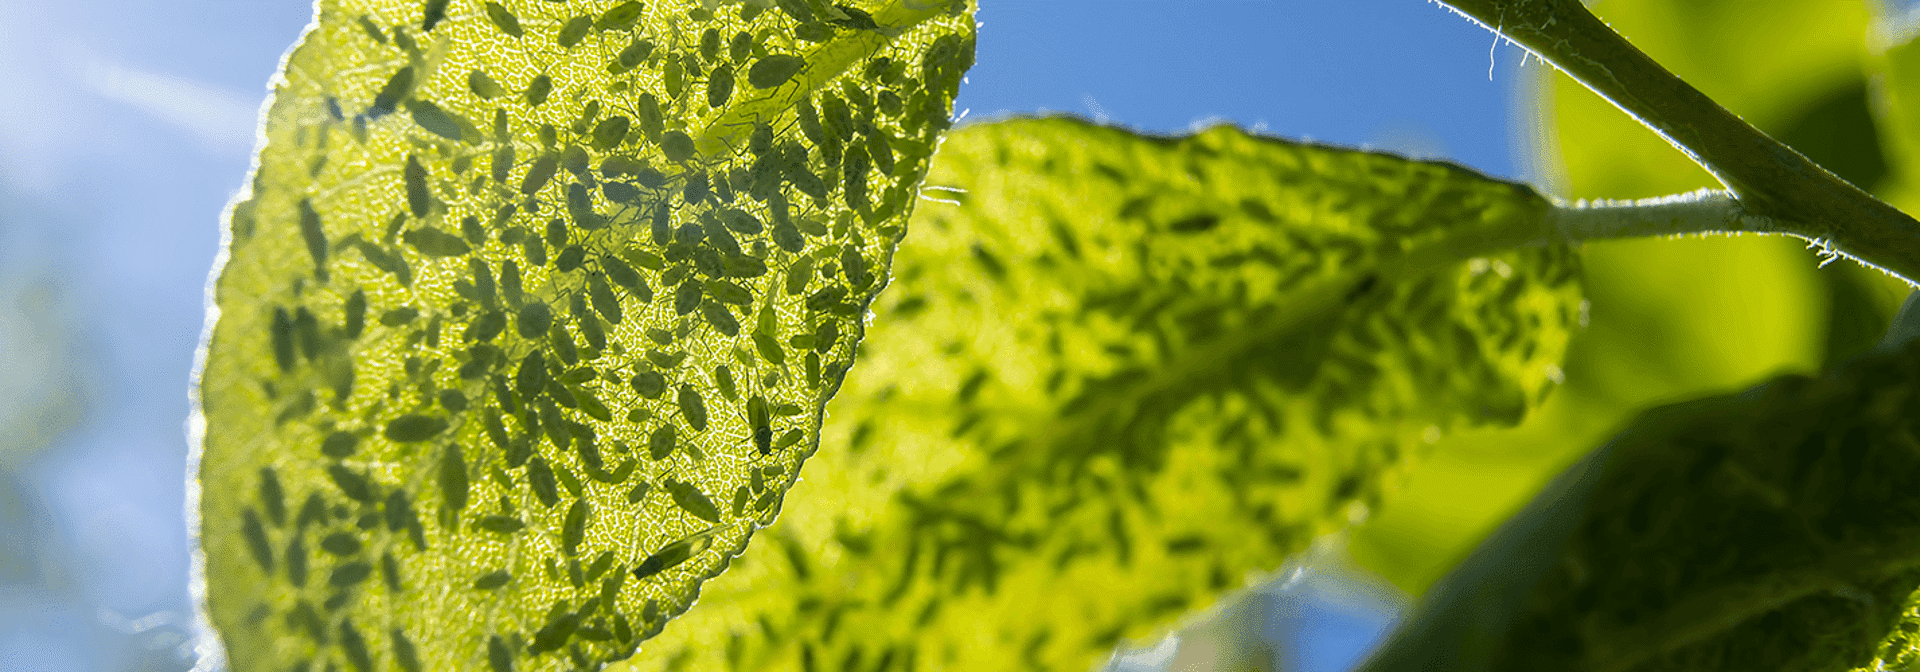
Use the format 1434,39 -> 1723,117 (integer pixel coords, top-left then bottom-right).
1363,327 -> 1920,672
196,1 -> 973,670
624,116 -> 1583,672
1350,0 -> 1911,598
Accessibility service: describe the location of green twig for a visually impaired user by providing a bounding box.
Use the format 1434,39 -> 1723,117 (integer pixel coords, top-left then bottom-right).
1436,0 -> 1920,286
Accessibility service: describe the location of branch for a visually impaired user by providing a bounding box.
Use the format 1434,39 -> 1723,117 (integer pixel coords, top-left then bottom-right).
1436,0 -> 1920,286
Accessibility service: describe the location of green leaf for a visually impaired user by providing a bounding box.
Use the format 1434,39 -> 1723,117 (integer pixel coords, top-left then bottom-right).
1362,327 -> 1920,672
1354,0 -> 1903,599
193,1 -> 974,670
621,116 -> 1584,671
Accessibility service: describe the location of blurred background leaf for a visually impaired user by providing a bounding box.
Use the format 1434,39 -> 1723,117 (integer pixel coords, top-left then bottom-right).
1349,0 -> 1912,601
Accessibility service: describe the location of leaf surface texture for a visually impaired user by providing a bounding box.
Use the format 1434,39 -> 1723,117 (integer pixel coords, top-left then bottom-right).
625,116 -> 1584,671
195,1 -> 974,670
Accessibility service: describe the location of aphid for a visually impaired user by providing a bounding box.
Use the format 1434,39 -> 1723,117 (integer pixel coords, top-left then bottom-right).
368,66 -> 415,119
357,15 -> 388,43
601,257 -> 641,291
383,489 -> 419,536
488,635 -> 512,672
646,423 -> 676,460
867,127 -> 895,175
829,4 -> 879,29
617,39 -> 655,71
698,27 -> 722,62
515,351 -> 548,396
294,199 -> 330,281
562,499 -> 589,555
699,279 -> 747,306
342,291 -> 368,341
648,204 -> 673,247
465,310 -> 506,343
841,244 -> 871,289
647,349 -> 687,369
676,384 -> 709,432
522,235 -> 547,268
549,322 -> 580,367
806,351 -> 820,388
579,312 -> 609,352
557,15 -> 593,48
270,307 -> 295,372
241,509 -> 273,571
590,116 -> 631,151
595,0 -> 643,30
515,301 -> 553,340
424,314 -> 442,349
384,414 -> 448,442
484,408 -> 510,451
785,257 -> 815,296
330,561 -> 373,589
527,457 -> 561,507
636,93 -> 664,141
556,244 -> 587,272
476,515 -> 524,534
674,279 -> 703,316
713,365 -> 738,401
752,332 -> 785,366
481,2 -> 523,36
526,74 -> 554,106
338,618 -> 374,672
630,371 -> 666,400
664,55 -> 687,96
329,464 -> 377,502
321,532 -> 361,556
255,468 -> 287,527
473,570 -> 512,589
701,213 -> 740,253
295,493 -> 328,530
469,70 -> 507,100
707,63 -> 735,108
407,100 -> 464,142
661,131 -> 696,162
842,145 -> 871,213
683,170 -> 714,204
461,215 -> 486,246
814,320 -> 839,353
290,308 -> 319,361
404,226 -> 470,257
392,628 -> 422,672
806,285 -> 847,313
730,486 -> 750,517
771,220 -> 804,254
585,272 -> 623,325
438,443 -> 469,515
701,302 -> 741,337
519,153 -> 560,197
285,537 -> 308,586
877,89 -> 903,117
720,208 -> 764,234
748,396 -> 772,454
626,481 -> 652,505
599,155 -> 641,178
666,480 -> 721,523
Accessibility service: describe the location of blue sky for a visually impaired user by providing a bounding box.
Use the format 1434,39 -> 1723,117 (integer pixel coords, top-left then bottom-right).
0,1 -> 1529,670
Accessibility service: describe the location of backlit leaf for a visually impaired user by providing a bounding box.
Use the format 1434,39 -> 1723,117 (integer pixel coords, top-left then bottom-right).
194,1 -> 975,670
1363,329 -> 1920,672
624,116 -> 1583,671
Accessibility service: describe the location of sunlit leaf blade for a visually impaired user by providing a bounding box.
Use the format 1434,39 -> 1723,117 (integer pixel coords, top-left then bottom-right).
623,116 -> 1583,671
1362,334 -> 1920,672
193,1 -> 974,670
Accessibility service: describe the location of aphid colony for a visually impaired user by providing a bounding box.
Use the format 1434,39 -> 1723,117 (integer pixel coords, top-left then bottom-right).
209,0 -> 974,671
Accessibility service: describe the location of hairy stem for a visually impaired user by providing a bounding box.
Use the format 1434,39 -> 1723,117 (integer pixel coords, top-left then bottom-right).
1545,189 -> 1771,242
1436,0 -> 1920,286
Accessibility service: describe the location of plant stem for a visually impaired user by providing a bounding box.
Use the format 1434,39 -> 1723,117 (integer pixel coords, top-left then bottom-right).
1436,0 -> 1920,287
1546,188 -> 1777,242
